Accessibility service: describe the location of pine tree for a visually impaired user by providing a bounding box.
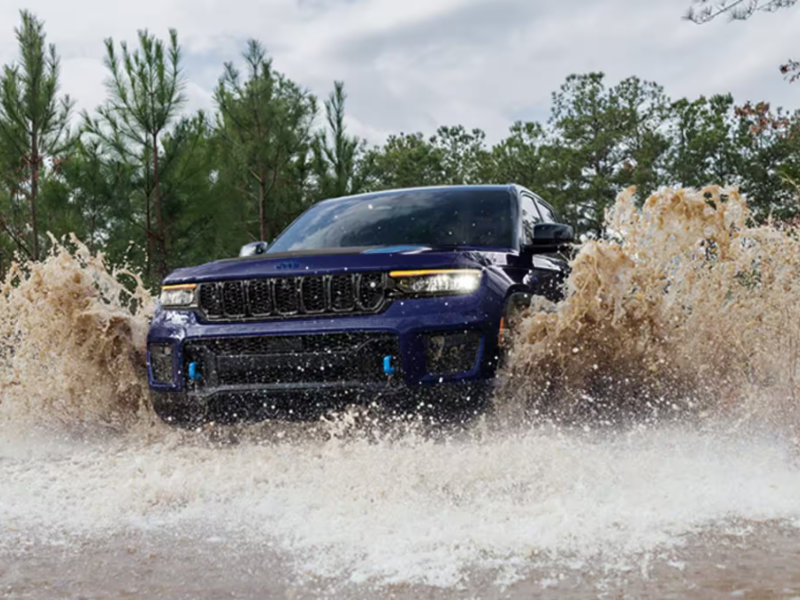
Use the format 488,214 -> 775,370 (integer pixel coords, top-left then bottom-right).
215,40 -> 316,242
311,81 -> 362,199
84,29 -> 185,279
0,10 -> 73,260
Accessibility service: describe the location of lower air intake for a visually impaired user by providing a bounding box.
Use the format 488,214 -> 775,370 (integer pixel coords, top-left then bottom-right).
424,330 -> 482,376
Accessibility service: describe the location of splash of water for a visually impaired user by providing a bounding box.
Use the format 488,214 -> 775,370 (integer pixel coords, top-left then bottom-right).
0,235 -> 155,431
503,186 -> 800,428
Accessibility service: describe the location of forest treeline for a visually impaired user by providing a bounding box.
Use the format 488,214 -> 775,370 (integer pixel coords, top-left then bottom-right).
2,11 -> 800,285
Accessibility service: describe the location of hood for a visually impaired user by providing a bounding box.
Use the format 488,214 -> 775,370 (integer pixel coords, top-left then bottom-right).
162,246 -> 499,284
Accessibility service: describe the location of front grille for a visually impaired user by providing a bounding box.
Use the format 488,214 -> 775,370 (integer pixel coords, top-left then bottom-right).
183,332 -> 400,386
197,273 -> 388,321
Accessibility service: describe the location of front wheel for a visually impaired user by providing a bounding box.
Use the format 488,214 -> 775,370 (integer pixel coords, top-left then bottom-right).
498,292 -> 532,366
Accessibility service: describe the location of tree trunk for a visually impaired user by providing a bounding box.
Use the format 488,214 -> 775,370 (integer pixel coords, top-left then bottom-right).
145,184 -> 152,280
258,168 -> 267,242
152,131 -> 166,279
30,130 -> 40,261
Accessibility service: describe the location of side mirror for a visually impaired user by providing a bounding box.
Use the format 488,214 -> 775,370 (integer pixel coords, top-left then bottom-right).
239,241 -> 269,257
527,223 -> 573,253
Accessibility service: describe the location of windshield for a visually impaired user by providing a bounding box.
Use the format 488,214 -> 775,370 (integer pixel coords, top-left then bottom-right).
268,188 -> 516,252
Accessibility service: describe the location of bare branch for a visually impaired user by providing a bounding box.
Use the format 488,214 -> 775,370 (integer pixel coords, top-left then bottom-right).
686,0 -> 797,23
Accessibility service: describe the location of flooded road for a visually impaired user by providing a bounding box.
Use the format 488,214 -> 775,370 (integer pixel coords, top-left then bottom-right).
2,421 -> 799,599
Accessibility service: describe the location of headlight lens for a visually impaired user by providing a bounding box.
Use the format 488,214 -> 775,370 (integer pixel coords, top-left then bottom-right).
160,284 -> 197,308
390,269 -> 482,296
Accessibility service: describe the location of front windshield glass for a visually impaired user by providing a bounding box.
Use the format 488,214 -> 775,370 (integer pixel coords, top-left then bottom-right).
268,188 -> 515,252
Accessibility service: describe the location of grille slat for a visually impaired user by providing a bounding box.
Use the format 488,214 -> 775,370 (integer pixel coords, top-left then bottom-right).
198,273 -> 387,322
357,273 -> 386,311
199,283 -> 223,317
330,274 -> 355,311
222,281 -> 246,316
247,280 -> 273,316
301,276 -> 326,313
274,277 -> 300,315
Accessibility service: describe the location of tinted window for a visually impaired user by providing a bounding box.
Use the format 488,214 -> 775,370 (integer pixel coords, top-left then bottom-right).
536,199 -> 556,222
268,189 -> 515,252
520,194 -> 541,245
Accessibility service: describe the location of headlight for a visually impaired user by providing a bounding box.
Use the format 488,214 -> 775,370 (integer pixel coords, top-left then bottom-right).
159,283 -> 197,308
390,269 -> 482,296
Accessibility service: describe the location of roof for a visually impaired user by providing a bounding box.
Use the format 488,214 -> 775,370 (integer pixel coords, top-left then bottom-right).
315,184 -> 520,206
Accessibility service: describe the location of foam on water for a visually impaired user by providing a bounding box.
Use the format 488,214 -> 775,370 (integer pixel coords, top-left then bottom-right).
1,424 -> 798,588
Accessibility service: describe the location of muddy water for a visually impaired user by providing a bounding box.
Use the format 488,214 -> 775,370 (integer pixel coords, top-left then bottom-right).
2,190 -> 800,598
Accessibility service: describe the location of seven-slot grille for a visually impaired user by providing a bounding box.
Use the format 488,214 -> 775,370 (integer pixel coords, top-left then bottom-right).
198,273 -> 389,321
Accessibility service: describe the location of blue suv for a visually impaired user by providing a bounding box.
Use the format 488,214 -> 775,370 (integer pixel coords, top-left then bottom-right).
147,185 -> 573,425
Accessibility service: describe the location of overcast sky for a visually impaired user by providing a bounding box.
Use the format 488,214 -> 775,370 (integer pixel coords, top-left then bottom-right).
1,0 -> 799,144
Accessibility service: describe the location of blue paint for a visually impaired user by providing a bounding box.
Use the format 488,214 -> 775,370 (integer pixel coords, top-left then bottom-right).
383,355 -> 396,376
276,261 -> 301,270
188,361 -> 201,380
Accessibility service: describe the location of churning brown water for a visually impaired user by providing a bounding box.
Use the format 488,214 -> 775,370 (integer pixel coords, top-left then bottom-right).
1,189 -> 800,599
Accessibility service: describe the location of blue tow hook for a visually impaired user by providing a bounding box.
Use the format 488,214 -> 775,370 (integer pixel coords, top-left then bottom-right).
188,361 -> 202,381
383,355 -> 396,376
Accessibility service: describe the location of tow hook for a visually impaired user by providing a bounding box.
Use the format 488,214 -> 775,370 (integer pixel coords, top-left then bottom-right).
383,355 -> 396,377
188,361 -> 202,381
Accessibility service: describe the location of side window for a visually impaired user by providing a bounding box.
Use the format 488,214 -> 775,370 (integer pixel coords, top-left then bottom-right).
520,194 -> 542,245
534,197 -> 556,222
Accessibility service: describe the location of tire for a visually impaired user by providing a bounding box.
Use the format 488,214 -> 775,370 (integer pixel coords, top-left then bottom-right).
499,292 -> 532,365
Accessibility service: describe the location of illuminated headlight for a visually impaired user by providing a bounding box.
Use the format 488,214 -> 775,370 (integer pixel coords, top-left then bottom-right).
159,283 -> 197,308
390,269 -> 482,296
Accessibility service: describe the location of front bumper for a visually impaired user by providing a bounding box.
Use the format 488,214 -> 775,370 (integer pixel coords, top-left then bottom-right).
147,285 -> 504,420
151,379 -> 494,424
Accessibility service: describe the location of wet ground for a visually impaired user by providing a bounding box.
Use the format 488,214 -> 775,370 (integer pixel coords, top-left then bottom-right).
3,523 -> 800,599
2,419 -> 799,599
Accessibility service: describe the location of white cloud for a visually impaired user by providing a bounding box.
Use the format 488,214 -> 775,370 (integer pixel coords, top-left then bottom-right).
2,0 -> 800,144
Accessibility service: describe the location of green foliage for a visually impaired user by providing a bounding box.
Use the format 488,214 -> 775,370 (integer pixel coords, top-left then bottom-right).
83,28 -> 186,280
667,94 -> 740,188
431,125 -> 489,185
733,102 -> 800,220
361,132 -> 446,190
0,10 -> 74,260
547,73 -> 670,234
361,125 -> 491,190
58,138 -> 137,259
160,113 -> 240,266
214,40 -> 316,243
481,121 -> 547,187
311,81 -> 364,199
